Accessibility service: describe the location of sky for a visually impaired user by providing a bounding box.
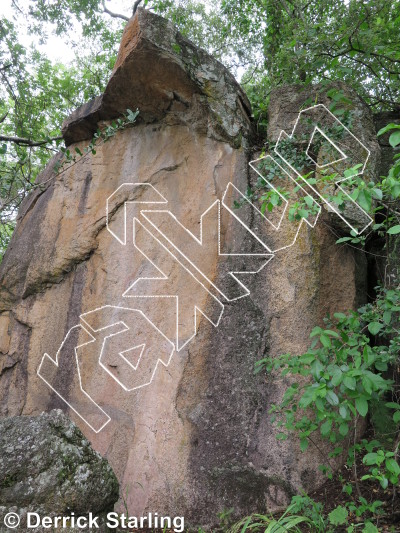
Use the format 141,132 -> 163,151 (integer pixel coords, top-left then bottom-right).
0,0 -> 132,63
0,0 -> 243,79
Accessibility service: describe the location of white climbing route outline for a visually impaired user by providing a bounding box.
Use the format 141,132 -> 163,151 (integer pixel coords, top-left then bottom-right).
38,104 -> 374,431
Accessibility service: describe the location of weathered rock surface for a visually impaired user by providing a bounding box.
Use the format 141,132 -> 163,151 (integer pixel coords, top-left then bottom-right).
0,409 -> 118,532
0,8 -> 383,530
267,82 -> 381,234
62,7 -> 252,149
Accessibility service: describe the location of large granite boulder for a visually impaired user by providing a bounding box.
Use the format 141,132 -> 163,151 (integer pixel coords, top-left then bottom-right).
61,7 -> 253,148
0,410 -> 118,532
0,7 -> 382,529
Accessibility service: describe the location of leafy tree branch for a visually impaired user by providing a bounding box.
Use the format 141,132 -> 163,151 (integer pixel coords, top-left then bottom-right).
0,134 -> 63,147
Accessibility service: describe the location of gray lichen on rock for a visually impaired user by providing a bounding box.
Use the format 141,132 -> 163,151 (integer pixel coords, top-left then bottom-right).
0,410 -> 118,531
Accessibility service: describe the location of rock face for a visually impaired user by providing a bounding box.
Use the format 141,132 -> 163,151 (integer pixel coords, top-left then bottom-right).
0,410 -> 118,532
266,82 -> 381,234
0,8 -> 382,529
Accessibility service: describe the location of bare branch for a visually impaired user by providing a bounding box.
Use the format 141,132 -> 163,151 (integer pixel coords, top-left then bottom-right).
101,0 -> 129,21
349,35 -> 400,66
0,134 -> 63,147
132,0 -> 144,16
11,0 -> 24,16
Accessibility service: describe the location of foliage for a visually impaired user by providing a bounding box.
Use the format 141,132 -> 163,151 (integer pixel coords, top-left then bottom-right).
229,493 -> 385,532
218,507 -> 235,529
228,501 -> 314,532
239,120 -> 400,530
0,3 -> 125,259
228,493 -> 383,532
55,108 -> 139,175
237,289 -> 400,530
376,124 -> 400,237
221,0 -> 400,111
257,284 -> 399,454
252,269 -> 400,527
235,98 -> 400,259
153,0 -> 400,128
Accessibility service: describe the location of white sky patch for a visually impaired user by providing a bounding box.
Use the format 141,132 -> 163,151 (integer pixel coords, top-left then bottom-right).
0,0 -> 245,81
0,0 -> 131,63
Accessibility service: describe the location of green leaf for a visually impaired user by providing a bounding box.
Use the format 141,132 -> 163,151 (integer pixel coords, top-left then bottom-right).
368,322 -> 382,335
311,359 -> 324,378
326,390 -> 339,406
239,516 -> 252,532
372,188 -> 383,200
362,523 -> 379,533
126,108 -> 139,122
357,189 -> 372,212
386,402 -> 400,409
383,310 -> 392,324
331,367 -> 343,386
320,333 -> 332,348
304,195 -> 314,207
377,123 -> 400,136
310,327 -> 323,338
343,376 -> 356,390
386,458 -> 400,476
387,225 -> 400,235
374,361 -> 387,372
328,505 -> 348,526
389,130 -> 400,147
324,330 -> 340,338
300,437 -> 308,452
355,397 -> 368,417
363,452 -> 378,465
321,419 -> 332,436
362,376 -> 372,395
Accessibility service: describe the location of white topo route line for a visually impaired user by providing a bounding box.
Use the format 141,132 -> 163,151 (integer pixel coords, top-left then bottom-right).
38,105 -> 373,431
